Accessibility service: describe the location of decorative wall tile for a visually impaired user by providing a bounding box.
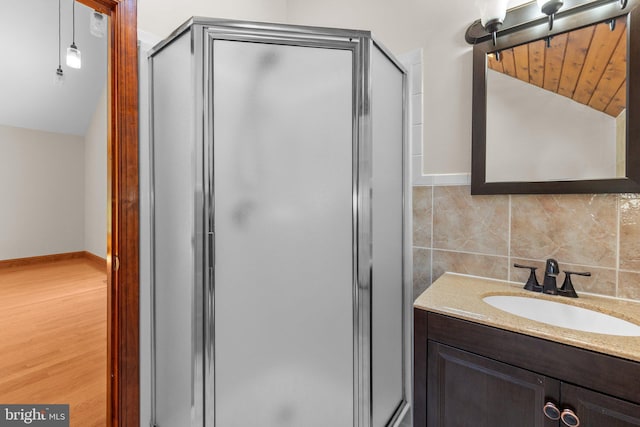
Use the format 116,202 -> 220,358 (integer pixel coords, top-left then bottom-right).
618,270 -> 640,300
413,248 -> 431,300
432,250 -> 508,283
511,194 -> 617,268
412,184 -> 640,303
433,186 -> 509,256
510,258 -> 616,297
413,186 -> 432,248
619,194 -> 640,271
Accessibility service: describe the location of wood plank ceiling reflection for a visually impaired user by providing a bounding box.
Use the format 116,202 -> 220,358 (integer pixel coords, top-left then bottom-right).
488,17 -> 627,117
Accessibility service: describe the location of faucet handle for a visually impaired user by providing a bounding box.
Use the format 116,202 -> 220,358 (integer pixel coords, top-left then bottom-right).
558,270 -> 591,298
514,263 -> 542,292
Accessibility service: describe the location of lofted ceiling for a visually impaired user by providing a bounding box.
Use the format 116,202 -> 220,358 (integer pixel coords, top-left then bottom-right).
488,16 -> 627,118
0,0 -> 108,136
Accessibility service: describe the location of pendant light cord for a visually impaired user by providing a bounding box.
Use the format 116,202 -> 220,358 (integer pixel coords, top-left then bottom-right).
58,0 -> 61,68
72,0 -> 75,44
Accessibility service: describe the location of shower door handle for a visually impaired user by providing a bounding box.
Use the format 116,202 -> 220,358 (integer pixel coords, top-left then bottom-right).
208,231 -> 215,268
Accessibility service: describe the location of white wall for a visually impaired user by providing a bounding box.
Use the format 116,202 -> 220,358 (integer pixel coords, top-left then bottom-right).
0,125 -> 84,259
486,70 -> 616,182
84,87 -> 108,258
285,0 -> 479,176
138,0 -> 288,39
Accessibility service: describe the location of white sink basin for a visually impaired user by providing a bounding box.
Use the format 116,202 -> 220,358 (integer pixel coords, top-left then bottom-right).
483,295 -> 640,336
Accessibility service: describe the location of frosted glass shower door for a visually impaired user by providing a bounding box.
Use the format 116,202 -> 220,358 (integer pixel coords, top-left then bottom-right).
370,45 -> 406,427
211,40 -> 354,427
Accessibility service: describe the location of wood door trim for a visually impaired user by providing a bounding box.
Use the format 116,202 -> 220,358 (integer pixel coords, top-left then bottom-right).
77,0 -> 139,426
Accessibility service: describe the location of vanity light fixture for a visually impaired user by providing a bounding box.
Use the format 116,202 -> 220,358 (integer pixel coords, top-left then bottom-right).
476,0 -> 509,45
54,0 -> 64,86
66,0 -> 81,69
467,0 -> 631,45
537,0 -> 564,30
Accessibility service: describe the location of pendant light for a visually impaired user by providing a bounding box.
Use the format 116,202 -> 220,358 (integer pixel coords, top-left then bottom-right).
54,0 -> 65,86
66,0 -> 81,69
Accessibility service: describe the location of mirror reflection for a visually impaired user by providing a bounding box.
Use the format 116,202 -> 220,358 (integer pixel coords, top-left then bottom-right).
486,16 -> 627,183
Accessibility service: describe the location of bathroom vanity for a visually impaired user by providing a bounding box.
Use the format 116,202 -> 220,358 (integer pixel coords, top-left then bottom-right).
414,273 -> 640,427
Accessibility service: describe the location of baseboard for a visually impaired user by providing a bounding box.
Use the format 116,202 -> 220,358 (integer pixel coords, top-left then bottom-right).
0,251 -> 107,270
83,251 -> 107,270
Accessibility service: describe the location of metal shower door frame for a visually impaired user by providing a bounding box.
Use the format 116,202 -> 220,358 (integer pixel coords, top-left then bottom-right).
200,21 -> 370,427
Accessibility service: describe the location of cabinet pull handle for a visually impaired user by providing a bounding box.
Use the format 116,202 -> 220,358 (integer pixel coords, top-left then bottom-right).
543,402 -> 561,420
561,409 -> 580,426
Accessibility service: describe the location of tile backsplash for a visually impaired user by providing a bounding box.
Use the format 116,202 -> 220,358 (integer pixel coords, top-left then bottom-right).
412,185 -> 640,302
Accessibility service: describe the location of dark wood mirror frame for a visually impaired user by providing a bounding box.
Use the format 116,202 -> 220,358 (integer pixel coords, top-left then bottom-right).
77,0 -> 138,425
470,0 -> 640,194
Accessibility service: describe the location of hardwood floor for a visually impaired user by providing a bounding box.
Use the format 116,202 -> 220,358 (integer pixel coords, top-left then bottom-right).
0,258 -> 107,427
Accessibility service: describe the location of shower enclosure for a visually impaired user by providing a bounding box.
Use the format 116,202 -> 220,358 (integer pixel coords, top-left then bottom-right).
148,18 -> 410,427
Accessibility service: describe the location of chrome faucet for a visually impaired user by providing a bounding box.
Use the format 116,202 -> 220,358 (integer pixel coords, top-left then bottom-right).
542,258 -> 560,295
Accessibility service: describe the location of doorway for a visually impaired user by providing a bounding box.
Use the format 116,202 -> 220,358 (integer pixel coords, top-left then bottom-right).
0,1 -> 108,425
0,0 -> 138,425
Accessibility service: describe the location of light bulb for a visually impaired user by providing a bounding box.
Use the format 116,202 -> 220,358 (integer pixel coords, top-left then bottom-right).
476,0 -> 509,29
66,43 -> 81,69
54,66 -> 65,86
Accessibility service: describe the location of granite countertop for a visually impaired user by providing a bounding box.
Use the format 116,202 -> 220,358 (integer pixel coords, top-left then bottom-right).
414,272 -> 640,363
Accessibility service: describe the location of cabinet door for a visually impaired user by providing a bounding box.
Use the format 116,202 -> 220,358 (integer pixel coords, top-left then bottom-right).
427,342 -> 559,427
561,383 -> 640,427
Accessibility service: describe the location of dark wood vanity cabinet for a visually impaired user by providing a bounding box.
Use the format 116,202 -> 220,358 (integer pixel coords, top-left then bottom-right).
415,310 -> 640,427
560,383 -> 640,427
427,342 -> 558,427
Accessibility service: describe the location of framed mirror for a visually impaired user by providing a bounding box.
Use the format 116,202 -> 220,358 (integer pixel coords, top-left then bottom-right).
471,0 -> 640,194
